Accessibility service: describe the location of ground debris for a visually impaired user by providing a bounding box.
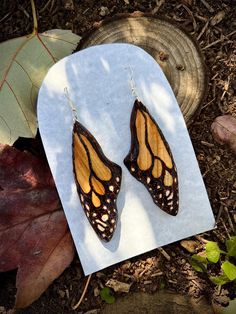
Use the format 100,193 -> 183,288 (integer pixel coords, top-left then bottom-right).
105,279 -> 132,293
180,240 -> 200,253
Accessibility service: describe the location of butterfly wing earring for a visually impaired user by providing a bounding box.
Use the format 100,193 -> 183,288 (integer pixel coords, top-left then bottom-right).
124,100 -> 179,216
66,89 -> 122,242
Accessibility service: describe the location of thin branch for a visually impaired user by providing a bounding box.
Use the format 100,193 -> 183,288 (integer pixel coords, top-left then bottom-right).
203,30 -> 236,50
158,247 -> 171,261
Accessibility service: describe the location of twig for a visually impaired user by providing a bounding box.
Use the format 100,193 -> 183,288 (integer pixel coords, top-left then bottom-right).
192,279 -> 204,290
215,205 -> 224,224
181,4 -> 197,33
39,0 -> 53,13
72,274 -> 92,310
223,206 -> 235,233
197,20 -> 209,41
151,271 -> 163,277
19,4 -> 30,18
152,0 -> 165,14
203,30 -> 236,50
49,0 -> 56,14
201,97 -> 216,109
200,0 -> 214,13
0,12 -> 11,23
195,235 -> 209,244
201,140 -> 214,148
220,218 -> 231,239
158,247 -> 171,261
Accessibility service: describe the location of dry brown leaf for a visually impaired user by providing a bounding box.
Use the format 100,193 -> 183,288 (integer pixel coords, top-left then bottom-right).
0,144 -> 75,308
211,115 -> 236,154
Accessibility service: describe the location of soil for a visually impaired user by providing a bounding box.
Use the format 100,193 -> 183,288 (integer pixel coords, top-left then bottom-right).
0,0 -> 236,313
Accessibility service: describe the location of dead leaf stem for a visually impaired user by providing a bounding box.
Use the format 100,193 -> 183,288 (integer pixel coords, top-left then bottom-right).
30,0 -> 38,34
72,274 -> 92,310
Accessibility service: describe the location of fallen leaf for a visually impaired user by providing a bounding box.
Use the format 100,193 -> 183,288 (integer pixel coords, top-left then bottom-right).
211,115 -> 236,154
106,279 -> 131,293
0,144 -> 75,308
0,29 -> 81,145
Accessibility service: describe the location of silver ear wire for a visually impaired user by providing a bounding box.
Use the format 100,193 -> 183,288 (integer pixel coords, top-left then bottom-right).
128,66 -> 140,100
64,87 -> 78,121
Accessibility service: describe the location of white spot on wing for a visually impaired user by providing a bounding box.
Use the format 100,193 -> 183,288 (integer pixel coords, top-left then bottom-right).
97,225 -> 105,232
109,185 -> 114,192
102,214 -> 109,222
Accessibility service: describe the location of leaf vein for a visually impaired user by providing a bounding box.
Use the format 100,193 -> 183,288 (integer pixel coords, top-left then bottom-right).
5,80 -> 32,132
37,34 -> 56,63
0,35 -> 34,90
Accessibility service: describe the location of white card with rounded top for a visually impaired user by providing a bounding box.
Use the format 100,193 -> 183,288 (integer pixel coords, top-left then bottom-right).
37,43 -> 215,275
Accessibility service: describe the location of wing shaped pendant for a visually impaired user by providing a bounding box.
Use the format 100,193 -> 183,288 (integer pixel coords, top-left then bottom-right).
124,100 -> 179,216
73,120 -> 122,241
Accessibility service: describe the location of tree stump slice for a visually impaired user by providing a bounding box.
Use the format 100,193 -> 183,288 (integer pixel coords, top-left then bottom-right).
79,14 -> 207,124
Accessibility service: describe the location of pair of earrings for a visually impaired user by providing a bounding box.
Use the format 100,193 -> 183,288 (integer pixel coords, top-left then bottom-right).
71,98 -> 179,242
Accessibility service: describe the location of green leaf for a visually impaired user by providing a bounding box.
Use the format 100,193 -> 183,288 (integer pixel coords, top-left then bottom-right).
226,236 -> 236,257
206,241 -> 222,263
100,287 -> 115,304
0,30 -> 81,145
210,274 -> 230,286
159,281 -> 165,290
222,261 -> 236,281
190,254 -> 208,272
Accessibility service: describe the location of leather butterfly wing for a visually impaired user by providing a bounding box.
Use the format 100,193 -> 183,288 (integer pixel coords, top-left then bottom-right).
124,100 -> 179,216
73,120 -> 122,241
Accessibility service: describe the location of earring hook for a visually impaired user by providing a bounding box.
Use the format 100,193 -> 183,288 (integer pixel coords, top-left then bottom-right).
64,87 -> 78,121
128,66 -> 139,100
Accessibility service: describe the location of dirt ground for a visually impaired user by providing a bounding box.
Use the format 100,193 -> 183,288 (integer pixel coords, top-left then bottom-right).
0,0 -> 236,313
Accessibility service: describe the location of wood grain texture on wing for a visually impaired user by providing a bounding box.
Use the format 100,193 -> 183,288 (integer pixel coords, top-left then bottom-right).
73,120 -> 122,241
124,100 -> 179,216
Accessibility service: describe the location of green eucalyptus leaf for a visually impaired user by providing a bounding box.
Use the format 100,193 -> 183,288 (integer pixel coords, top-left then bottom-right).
226,236 -> 236,257
221,261 -> 236,281
206,241 -> 222,263
100,287 -> 115,304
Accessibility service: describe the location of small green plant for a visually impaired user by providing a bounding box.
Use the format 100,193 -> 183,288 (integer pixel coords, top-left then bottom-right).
190,236 -> 236,286
100,287 -> 116,304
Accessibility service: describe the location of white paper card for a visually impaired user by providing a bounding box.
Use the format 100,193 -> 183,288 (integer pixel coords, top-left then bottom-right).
37,44 -> 215,275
